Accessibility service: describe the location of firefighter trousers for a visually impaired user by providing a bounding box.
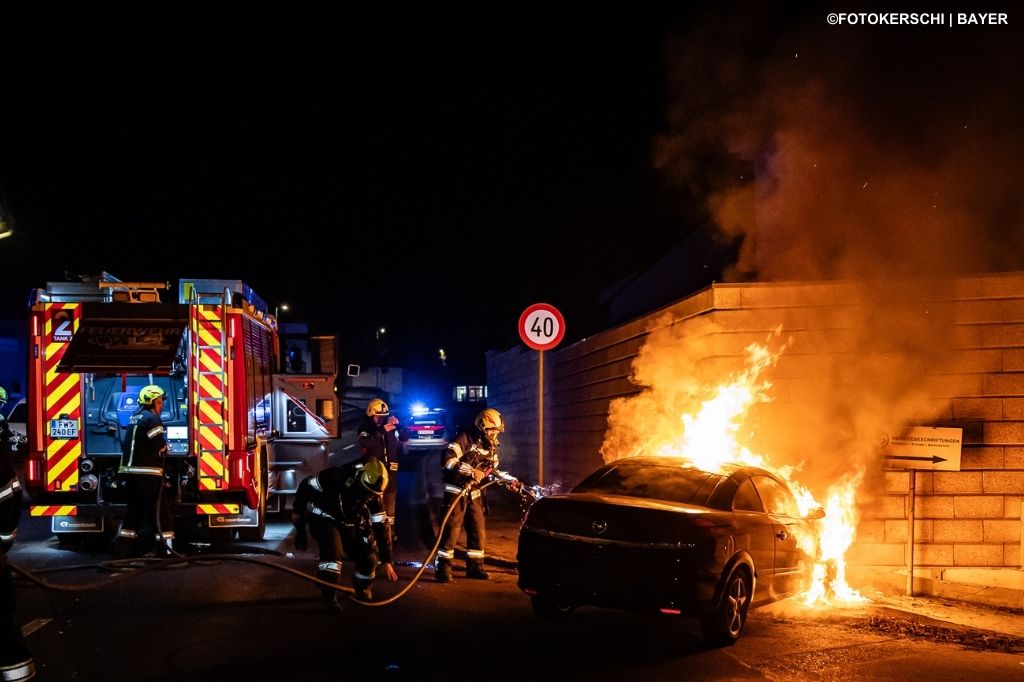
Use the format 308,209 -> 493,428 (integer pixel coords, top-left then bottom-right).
115,474 -> 174,557
437,490 -> 486,569
310,520 -> 381,598
0,555 -> 34,680
383,481 -> 397,537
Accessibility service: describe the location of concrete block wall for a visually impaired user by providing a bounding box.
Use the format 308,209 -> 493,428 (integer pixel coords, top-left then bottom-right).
487,273 -> 1024,579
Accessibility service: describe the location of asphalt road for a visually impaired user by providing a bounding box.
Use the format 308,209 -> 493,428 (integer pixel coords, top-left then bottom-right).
7,457 -> 1024,681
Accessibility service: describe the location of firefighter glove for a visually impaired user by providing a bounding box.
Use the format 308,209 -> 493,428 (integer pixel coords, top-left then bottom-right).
472,468 -> 487,483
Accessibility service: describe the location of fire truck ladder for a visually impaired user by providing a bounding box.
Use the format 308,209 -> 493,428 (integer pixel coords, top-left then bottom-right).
190,288 -> 230,491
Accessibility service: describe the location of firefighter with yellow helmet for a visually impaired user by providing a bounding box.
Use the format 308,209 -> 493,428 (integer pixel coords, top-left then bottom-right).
435,407 -> 521,582
291,459 -> 398,611
115,384 -> 174,558
357,398 -> 403,539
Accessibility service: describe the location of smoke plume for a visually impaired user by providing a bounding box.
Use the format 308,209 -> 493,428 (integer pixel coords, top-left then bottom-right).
604,5 -> 1023,500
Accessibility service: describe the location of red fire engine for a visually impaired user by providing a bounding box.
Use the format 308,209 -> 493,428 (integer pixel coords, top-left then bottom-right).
24,275 -> 338,543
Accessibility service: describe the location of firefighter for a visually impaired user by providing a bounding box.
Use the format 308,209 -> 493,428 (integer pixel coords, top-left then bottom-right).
357,398 -> 402,539
1,386 -> 36,681
435,408 -> 521,583
114,385 -> 174,558
291,458 -> 398,612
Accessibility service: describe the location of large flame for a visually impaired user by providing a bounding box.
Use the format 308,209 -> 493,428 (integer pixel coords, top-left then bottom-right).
651,330 -> 866,607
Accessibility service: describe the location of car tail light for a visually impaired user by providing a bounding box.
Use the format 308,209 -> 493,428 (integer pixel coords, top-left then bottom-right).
665,515 -> 719,545
659,608 -> 682,615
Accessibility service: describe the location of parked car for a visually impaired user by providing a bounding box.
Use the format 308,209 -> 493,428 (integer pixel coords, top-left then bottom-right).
403,407 -> 449,451
516,456 -> 824,645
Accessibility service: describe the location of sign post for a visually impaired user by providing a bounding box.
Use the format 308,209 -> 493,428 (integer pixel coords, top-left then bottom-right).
880,426 -> 963,596
518,303 -> 566,487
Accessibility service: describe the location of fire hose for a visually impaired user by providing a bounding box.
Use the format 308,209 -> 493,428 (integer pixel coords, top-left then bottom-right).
8,477 -> 539,607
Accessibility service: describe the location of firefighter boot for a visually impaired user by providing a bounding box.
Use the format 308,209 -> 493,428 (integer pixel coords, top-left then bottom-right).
466,562 -> 490,580
353,571 -> 375,602
435,559 -> 453,583
320,588 -> 343,613
319,570 -> 343,613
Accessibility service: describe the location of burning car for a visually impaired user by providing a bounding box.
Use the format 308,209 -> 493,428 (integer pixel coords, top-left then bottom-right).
516,456 -> 824,645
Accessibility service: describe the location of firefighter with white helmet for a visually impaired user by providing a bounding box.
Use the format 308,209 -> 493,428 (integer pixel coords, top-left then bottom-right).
358,398 -> 404,539
1,385 -> 36,681
291,459 -> 398,611
435,407 -> 522,582
115,384 -> 174,557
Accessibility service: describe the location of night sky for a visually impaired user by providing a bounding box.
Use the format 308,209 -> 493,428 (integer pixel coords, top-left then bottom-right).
2,2 -> 1022,379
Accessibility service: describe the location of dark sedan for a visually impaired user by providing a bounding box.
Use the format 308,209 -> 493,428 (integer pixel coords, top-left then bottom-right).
517,456 -> 823,645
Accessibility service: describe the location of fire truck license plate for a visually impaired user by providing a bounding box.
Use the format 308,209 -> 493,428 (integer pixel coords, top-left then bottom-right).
49,419 -> 79,439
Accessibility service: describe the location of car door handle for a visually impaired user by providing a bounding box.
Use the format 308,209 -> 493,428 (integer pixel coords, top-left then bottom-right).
775,530 -> 788,540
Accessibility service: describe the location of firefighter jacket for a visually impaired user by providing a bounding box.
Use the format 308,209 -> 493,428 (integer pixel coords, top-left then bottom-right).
442,427 -> 518,492
357,416 -> 402,475
1,416 -> 22,553
292,460 -> 393,564
119,407 -> 168,476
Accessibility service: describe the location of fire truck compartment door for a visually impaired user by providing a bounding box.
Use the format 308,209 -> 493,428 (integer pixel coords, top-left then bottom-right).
57,303 -> 188,372
272,374 -> 339,438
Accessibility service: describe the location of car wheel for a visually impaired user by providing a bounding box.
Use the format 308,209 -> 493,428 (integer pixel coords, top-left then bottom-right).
530,595 -> 573,620
701,567 -> 751,646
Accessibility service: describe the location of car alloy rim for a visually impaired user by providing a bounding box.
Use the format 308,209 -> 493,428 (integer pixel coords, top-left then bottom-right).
591,519 -> 608,535
726,576 -> 748,636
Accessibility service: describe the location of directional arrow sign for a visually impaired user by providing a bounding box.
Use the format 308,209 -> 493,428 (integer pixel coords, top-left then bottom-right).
880,426 -> 962,471
884,455 -> 948,465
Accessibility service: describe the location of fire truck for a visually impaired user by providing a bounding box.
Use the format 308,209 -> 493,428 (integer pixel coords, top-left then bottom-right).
24,275 -> 339,543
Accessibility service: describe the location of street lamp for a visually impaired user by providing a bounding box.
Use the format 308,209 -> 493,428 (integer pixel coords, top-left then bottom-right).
275,303 -> 290,319
376,327 -> 386,341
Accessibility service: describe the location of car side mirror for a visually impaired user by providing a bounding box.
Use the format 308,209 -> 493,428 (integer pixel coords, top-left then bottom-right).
806,507 -> 826,520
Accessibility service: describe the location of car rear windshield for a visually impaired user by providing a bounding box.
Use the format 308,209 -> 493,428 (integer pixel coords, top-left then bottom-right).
572,463 -> 724,506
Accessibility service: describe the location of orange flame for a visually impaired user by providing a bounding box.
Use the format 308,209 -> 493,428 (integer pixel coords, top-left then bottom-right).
650,329 -> 867,607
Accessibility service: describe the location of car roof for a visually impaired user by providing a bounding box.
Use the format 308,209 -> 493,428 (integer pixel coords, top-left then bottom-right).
607,455 -> 772,481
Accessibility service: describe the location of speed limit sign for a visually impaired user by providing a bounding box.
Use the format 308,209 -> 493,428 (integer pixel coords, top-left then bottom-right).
518,303 -> 566,351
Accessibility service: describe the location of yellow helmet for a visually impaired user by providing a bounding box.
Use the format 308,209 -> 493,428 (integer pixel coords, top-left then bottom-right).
365,398 -> 389,418
360,460 -> 389,495
138,385 -> 166,406
475,408 -> 504,432
0,386 -> 7,404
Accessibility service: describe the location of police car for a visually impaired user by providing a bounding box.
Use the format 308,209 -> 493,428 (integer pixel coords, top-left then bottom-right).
404,405 -> 449,452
